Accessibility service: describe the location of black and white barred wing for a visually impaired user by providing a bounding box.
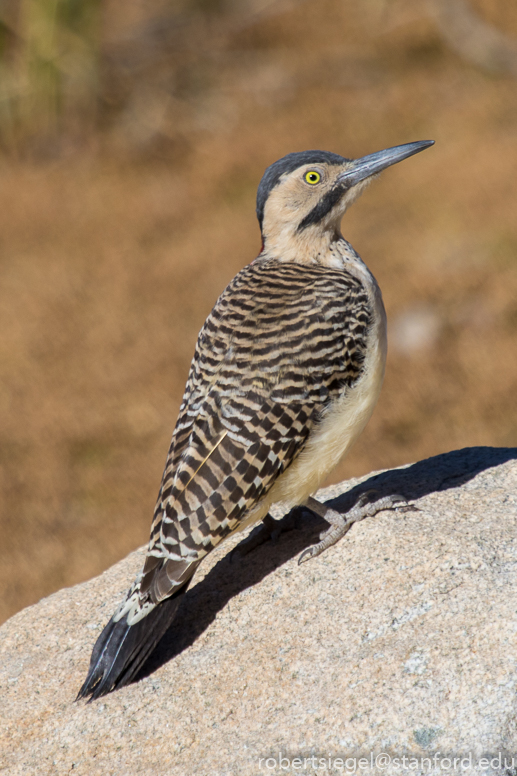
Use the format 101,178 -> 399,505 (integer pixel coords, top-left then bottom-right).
140,389 -> 316,605
139,258 -> 370,605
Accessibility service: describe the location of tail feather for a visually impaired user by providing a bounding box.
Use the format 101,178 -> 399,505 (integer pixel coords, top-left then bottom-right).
77,584 -> 189,701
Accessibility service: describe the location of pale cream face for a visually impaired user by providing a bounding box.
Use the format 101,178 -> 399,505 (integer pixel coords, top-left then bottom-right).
261,161 -> 372,263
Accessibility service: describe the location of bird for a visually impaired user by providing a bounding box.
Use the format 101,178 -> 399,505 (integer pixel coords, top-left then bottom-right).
77,139 -> 434,700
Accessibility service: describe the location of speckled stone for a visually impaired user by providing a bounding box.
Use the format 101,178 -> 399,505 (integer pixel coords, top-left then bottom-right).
1,447 -> 516,776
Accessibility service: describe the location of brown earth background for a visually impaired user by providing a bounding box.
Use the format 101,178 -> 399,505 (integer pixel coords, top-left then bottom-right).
0,0 -> 516,624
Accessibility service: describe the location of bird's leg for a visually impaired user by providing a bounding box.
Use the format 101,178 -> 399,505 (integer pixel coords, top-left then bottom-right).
298,491 -> 415,565
232,510 -> 299,559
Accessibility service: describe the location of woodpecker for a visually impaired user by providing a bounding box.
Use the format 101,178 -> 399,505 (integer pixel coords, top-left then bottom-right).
77,139 -> 434,700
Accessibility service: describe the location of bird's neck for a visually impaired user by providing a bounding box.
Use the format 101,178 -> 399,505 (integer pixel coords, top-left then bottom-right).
261,224 -> 342,266
260,225 -> 369,272
258,231 -> 379,298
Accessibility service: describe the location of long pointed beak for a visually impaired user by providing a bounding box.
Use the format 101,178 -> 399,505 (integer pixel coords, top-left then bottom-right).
337,140 -> 434,187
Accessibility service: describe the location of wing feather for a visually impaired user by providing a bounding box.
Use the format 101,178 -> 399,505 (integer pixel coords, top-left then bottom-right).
141,258 -> 371,604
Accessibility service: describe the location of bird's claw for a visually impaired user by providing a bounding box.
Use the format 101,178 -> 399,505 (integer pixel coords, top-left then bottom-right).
297,492 -> 418,564
298,546 -> 315,565
387,493 -> 419,513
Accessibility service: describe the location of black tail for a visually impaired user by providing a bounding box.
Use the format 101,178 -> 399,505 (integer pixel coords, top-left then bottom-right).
76,584 -> 189,701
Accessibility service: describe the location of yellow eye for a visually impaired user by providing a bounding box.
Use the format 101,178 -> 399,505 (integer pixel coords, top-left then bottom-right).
304,170 -> 321,185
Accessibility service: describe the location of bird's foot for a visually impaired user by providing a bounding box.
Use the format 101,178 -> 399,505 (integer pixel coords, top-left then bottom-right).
232,510 -> 299,560
298,491 -> 416,565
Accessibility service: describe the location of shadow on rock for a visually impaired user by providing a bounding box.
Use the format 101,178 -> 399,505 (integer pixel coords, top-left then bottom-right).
136,445 -> 516,683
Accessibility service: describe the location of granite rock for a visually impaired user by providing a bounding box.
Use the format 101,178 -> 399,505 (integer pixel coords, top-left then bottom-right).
1,447 -> 517,776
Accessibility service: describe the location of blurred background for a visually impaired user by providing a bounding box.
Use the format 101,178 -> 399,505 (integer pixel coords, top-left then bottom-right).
0,0 -> 516,624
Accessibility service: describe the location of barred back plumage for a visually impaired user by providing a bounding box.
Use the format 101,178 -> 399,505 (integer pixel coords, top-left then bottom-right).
145,259 -> 372,570
77,140 -> 433,700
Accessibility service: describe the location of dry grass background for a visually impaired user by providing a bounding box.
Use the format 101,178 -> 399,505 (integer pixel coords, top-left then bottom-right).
0,0 -> 516,623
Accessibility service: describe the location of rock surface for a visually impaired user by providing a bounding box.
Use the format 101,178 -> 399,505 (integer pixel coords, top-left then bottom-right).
1,447 -> 517,776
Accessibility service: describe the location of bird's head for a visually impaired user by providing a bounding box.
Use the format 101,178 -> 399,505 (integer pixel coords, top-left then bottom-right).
256,141 -> 434,262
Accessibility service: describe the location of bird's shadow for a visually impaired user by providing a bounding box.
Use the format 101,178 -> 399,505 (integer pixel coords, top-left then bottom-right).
136,446 -> 516,683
